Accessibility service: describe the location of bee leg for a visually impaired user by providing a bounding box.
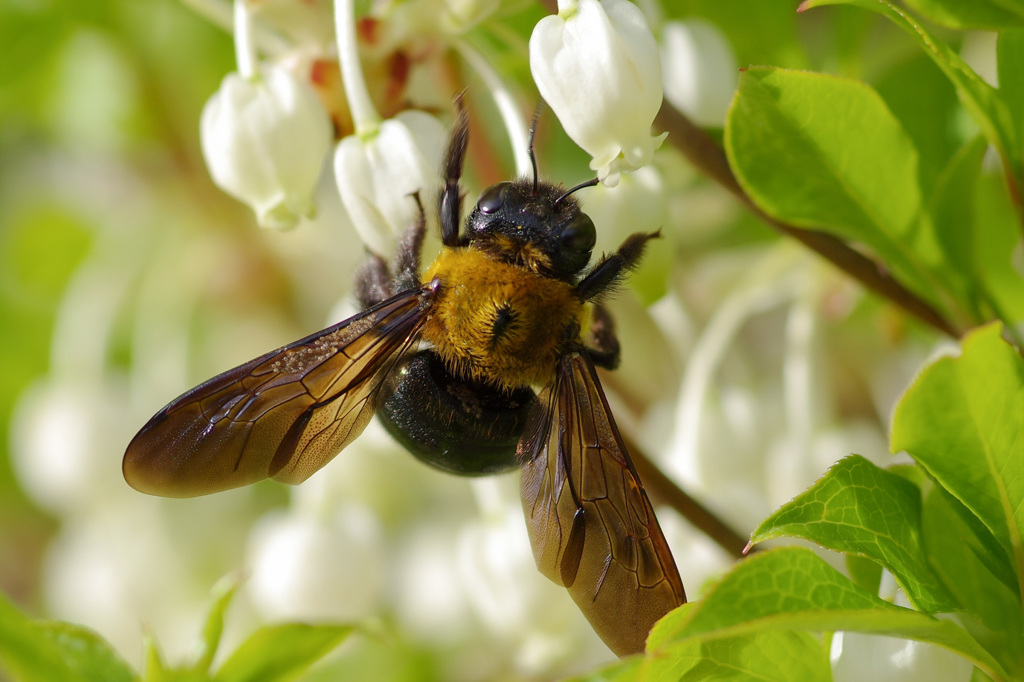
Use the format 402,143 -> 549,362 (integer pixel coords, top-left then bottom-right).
354,254 -> 393,309
585,303 -> 621,370
356,191 -> 429,309
438,94 -> 469,247
391,191 -> 428,293
575,231 -> 660,302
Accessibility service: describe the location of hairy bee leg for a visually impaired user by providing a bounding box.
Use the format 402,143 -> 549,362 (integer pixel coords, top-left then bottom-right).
585,303 -> 621,370
355,192 -> 428,309
575,231 -> 660,302
355,254 -> 393,309
439,95 -> 469,247
391,191 -> 428,293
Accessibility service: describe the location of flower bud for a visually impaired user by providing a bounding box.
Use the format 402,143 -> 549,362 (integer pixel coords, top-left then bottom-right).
661,20 -> 737,127
200,64 -> 333,230
530,0 -> 666,186
333,109 -> 446,256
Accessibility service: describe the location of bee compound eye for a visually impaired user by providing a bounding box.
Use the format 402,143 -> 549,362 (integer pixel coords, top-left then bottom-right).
561,213 -> 596,253
476,182 -> 509,214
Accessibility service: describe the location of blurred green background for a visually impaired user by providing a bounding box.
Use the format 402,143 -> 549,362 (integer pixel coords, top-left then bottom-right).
0,0 -> 236,606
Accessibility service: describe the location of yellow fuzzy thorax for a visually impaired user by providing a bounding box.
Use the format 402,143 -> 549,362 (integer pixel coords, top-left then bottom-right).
420,247 -> 585,389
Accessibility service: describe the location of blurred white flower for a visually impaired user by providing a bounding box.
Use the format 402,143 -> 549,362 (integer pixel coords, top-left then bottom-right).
960,31 -> 998,87
585,165 -> 667,251
333,110 -> 446,256
832,631 -> 967,681
200,63 -> 333,230
332,0 -> 446,256
455,499 -> 609,672
248,0 -> 335,50
42,505 -> 209,669
393,525 -> 476,645
583,165 -> 671,302
660,19 -> 737,127
441,0 -> 500,32
666,247 -> 805,490
384,0 -> 500,35
246,505 -> 384,621
530,0 -> 666,186
11,377 -> 135,514
831,621 -> 974,682
455,507 -> 535,635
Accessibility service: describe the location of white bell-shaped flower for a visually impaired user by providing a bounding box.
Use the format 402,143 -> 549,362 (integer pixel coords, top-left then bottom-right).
661,20 -> 738,127
331,0 -> 446,256
530,0 -> 666,186
200,63 -> 333,230
333,110 -> 446,256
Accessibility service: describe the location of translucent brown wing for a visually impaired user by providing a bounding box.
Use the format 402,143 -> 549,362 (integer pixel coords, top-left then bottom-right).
518,350 -> 686,657
123,285 -> 437,498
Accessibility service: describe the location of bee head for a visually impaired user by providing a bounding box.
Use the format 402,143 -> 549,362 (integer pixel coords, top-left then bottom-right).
464,178 -> 598,280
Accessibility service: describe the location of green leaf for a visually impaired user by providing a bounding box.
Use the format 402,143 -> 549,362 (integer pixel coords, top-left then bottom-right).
567,650 -> 686,682
875,53 -> 962,192
801,0 -> 1022,198
0,592 -> 135,682
892,323 -> 1024,589
191,577 -> 240,674
213,623 -> 353,682
921,485 -> 1024,675
725,67 -> 942,304
926,135 -> 988,320
34,621 -> 136,682
675,631 -> 831,682
973,171 -> 1024,322
649,547 -> 1008,680
142,628 -> 170,682
566,655 -> 651,682
0,594 -> 75,682
903,0 -> 1024,29
974,667 -> 998,682
662,2 -> 808,70
931,482 -> 1018,596
570,630 -> 829,682
846,553 -> 883,594
751,455 -> 957,612
998,31 -> 1024,133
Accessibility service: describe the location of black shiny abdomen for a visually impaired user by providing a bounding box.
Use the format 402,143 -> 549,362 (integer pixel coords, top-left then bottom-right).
377,351 -> 537,475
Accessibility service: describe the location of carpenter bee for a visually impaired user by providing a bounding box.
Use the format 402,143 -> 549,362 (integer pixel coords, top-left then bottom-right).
123,100 -> 686,656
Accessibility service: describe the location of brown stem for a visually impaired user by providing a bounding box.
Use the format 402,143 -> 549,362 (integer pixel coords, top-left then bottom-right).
623,433 -> 752,559
655,102 -> 962,339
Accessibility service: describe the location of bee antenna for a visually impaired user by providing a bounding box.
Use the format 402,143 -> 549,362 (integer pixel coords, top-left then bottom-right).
527,102 -> 544,194
553,177 -> 599,207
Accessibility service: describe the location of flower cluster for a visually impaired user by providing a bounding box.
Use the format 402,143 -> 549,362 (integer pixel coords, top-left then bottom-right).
201,0 -> 688,242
